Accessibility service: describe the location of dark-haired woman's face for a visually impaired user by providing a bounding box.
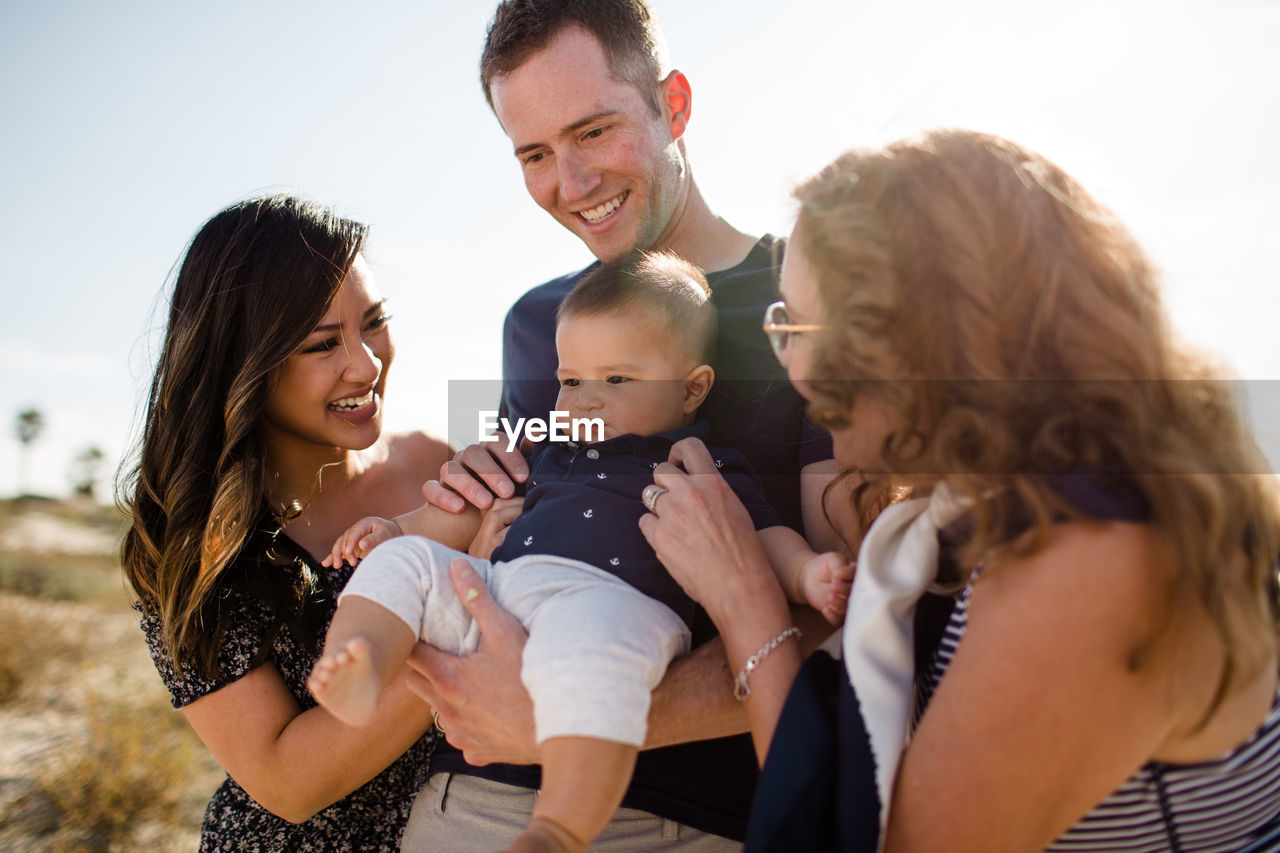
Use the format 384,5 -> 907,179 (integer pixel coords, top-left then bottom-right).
260,255 -> 394,456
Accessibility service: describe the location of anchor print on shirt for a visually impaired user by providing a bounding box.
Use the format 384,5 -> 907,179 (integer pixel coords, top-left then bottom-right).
583,508 -> 594,519
609,558 -> 620,566
523,536 -> 533,546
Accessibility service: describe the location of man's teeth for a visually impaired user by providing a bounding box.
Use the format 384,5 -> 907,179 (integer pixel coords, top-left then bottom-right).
580,192 -> 626,223
330,391 -> 375,411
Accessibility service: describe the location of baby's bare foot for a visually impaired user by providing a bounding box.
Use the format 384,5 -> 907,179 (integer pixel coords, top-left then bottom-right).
307,637 -> 379,727
503,816 -> 588,853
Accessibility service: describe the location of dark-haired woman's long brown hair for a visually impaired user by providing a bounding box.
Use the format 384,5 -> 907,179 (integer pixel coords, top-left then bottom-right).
120,193 -> 367,679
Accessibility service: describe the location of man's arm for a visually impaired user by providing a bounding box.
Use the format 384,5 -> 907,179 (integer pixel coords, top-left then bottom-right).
405,561 -> 835,764
643,603 -> 834,749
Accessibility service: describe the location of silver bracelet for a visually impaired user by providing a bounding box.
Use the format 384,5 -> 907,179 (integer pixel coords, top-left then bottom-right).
733,625 -> 802,701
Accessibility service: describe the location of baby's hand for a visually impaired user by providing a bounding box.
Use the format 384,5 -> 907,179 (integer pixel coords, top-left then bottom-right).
323,517 -> 403,568
800,551 -> 855,625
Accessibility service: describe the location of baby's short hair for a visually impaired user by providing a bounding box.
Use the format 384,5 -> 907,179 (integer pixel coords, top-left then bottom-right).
556,250 -> 716,364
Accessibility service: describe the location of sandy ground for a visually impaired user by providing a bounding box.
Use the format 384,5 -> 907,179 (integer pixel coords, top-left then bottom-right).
0,510 -> 121,556
0,502 -> 218,851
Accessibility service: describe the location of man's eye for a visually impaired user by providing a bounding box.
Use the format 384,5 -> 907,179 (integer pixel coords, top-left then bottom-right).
583,126 -> 609,141
522,151 -> 546,167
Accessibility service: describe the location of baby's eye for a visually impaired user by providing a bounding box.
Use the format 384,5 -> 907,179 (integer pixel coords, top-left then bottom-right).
560,378 -> 581,387
606,375 -> 629,384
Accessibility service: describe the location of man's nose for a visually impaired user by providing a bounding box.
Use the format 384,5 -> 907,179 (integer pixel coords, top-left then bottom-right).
558,150 -> 601,204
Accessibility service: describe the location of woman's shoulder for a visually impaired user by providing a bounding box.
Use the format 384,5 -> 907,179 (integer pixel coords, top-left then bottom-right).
382,430 -> 452,473
973,521 -> 1276,757
359,431 -> 453,512
976,520 -> 1171,644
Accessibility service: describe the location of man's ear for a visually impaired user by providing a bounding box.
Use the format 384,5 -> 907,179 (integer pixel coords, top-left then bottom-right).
660,70 -> 692,140
682,363 -> 714,414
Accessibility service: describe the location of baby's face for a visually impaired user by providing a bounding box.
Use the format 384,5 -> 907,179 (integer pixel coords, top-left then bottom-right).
554,310 -> 700,441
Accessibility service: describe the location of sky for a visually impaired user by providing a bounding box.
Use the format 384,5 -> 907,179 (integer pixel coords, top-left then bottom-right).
2,0 -> 1278,499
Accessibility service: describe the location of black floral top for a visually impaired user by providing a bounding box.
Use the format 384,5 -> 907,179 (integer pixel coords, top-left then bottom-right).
137,533 -> 436,852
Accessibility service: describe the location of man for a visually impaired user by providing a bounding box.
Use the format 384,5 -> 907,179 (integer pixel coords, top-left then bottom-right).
403,2 -> 840,850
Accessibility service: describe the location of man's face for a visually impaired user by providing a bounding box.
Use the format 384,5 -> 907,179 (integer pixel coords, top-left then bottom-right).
490,25 -> 687,262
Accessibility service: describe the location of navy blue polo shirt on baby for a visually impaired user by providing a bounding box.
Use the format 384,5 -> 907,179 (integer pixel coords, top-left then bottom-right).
488,420 -> 782,629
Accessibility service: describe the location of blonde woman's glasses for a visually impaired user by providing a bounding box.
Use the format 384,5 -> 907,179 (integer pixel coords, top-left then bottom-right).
762,301 -> 827,366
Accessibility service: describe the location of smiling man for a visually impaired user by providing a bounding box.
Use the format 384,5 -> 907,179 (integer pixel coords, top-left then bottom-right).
402,2 -> 838,850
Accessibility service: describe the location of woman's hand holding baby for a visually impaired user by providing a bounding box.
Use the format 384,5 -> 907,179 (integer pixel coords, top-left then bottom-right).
638,437 -> 782,622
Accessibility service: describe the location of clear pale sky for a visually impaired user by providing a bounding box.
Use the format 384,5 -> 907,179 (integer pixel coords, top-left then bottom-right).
3,0 -> 1278,498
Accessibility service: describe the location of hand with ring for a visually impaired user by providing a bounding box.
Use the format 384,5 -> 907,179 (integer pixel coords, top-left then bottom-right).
637,437 -> 775,619
641,483 -> 669,514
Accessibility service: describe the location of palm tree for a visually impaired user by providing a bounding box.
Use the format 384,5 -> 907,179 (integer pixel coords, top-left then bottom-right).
15,408 -> 46,496
71,445 -> 106,499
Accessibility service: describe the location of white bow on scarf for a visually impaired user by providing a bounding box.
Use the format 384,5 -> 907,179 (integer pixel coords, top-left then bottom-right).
841,485 -> 967,848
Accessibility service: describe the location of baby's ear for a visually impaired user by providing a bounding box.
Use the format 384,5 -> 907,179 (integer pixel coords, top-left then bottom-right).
682,364 -> 715,413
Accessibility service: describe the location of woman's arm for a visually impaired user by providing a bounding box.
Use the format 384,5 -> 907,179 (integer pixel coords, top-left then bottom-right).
885,522 -> 1202,852
181,662 -> 432,823
637,437 -> 811,761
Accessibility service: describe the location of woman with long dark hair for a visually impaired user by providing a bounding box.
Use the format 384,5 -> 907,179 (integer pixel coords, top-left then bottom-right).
121,194 -> 475,850
642,130 -> 1280,851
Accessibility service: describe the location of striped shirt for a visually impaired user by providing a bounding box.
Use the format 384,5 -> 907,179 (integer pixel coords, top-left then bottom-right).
915,583 -> 1280,852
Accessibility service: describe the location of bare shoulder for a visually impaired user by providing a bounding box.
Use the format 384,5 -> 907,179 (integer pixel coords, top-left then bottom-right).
383,430 -> 453,475
973,520 -> 1172,640
968,520 -> 1272,756
364,431 -> 453,513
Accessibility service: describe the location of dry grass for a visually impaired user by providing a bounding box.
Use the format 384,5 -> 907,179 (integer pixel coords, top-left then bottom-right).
0,498 -> 221,851
37,692 -> 203,851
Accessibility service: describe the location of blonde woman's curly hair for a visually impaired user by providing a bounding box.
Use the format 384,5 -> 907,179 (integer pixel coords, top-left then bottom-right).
795,129 -> 1280,698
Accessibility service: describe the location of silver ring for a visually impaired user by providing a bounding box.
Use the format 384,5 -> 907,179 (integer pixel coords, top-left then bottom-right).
433,710 -> 446,734
642,484 -> 669,513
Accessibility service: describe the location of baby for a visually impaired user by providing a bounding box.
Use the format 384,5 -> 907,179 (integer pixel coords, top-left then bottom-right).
308,250 -> 852,853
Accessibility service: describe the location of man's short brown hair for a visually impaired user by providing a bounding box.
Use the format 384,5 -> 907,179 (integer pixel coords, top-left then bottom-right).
480,0 -> 666,115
